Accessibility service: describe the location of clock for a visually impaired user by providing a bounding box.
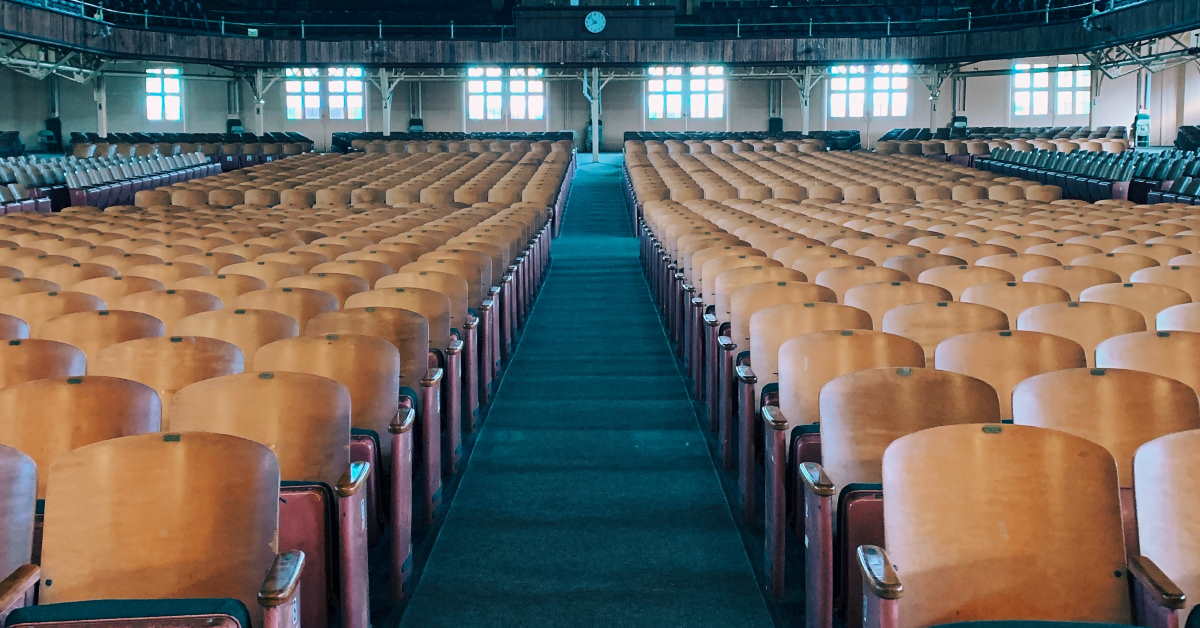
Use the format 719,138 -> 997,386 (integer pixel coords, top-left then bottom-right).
583,10 -> 607,34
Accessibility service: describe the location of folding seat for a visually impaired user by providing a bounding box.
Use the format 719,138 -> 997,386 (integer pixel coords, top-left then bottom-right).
113,288 -> 222,327
0,339 -> 85,387
813,266 -> 907,303
914,265 -> 1012,300
1135,430 -> 1200,627
763,330 -> 924,598
0,312 -> 29,340
90,336 -> 243,427
171,273 -> 266,305
172,372 -> 370,628
880,253 -> 964,281
1079,282 -> 1191,330
842,281 -> 951,331
217,260 -> 305,286
1068,252 -> 1158,282
86,252 -> 164,274
1129,265 -> 1200,301
172,308 -> 298,369
37,310 -> 165,367
0,277 -> 59,298
1097,330 -> 1200,394
2,432 -> 303,628
857,424 -> 1182,628
0,291 -> 105,335
1013,368 -> 1200,552
0,375 -> 160,499
124,261 -> 212,285
30,262 -> 118,288
802,367 -> 999,628
882,301 -> 1009,366
1022,264 -> 1121,300
733,301 -> 870,514
230,287 -> 338,330
936,330 -> 1086,418
852,243 -> 927,266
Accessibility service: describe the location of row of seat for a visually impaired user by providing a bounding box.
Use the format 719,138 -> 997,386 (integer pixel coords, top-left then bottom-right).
628,138 -> 1200,628
628,148 -> 1065,206
71,140 -> 309,170
881,125 -> 1128,142
64,153 -> 223,211
979,148 -> 1200,203
351,138 -> 574,157
0,147 -> 572,626
624,130 -> 863,151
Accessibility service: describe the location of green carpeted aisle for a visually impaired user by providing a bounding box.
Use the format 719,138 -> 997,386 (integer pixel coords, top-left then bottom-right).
399,154 -> 772,627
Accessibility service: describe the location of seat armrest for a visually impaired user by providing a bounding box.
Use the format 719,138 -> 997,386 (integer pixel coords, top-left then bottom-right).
336,461 -> 371,497
480,298 -> 495,311
857,545 -> 903,600
1130,554 -> 1186,610
390,407 -> 416,434
735,364 -> 757,384
258,550 -> 306,608
422,367 -> 445,387
717,336 -> 737,351
447,339 -> 464,354
0,564 -> 39,615
703,313 -> 718,327
799,461 -> 835,497
761,405 -> 788,431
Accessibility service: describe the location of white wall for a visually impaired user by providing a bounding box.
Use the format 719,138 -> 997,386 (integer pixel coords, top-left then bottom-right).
2,55 -> 1198,152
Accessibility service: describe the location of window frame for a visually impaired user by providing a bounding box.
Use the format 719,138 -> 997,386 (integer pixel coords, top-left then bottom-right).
145,67 -> 182,122
466,66 -> 546,121
829,64 -> 909,119
326,67 -> 365,121
1012,62 -> 1051,116
646,65 -> 725,120
284,67 -> 322,121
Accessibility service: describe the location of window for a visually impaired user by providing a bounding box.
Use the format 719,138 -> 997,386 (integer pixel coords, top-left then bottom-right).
1056,65 -> 1091,115
871,64 -> 909,117
509,68 -> 545,120
1012,63 -> 1050,116
829,65 -> 866,118
285,68 -> 321,120
327,67 -> 365,120
647,65 -> 725,119
145,68 -> 182,121
467,67 -> 504,120
830,64 -> 908,118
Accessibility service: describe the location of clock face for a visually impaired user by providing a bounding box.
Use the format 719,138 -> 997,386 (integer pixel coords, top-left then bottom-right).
584,10 -> 607,34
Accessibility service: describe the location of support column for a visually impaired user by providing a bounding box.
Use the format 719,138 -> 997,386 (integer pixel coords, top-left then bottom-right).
590,66 -> 600,162
253,69 -> 266,136
93,76 -> 107,138
380,68 -> 393,136
787,67 -> 824,135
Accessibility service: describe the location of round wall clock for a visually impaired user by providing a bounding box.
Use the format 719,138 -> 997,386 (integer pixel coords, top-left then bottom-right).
584,10 -> 607,34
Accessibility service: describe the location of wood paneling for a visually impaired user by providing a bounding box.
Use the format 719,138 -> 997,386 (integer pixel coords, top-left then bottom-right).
1,0 -> 1196,66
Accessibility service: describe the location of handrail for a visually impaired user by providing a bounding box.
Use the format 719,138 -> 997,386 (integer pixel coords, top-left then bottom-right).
10,0 -> 1150,40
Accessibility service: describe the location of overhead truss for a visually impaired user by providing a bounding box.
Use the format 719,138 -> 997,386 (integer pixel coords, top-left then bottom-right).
0,39 -> 105,83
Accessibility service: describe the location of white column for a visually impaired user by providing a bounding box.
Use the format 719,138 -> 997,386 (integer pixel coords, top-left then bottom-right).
94,77 -> 108,137
254,69 -> 266,136
590,66 -> 600,162
380,68 -> 393,136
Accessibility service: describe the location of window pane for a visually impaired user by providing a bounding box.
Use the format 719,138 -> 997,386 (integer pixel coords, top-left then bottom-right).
286,80 -> 301,93
893,64 -> 909,73
1057,69 -> 1073,88
346,81 -> 362,93
528,95 -> 545,120
689,93 -> 706,118
1014,72 -> 1030,89
510,68 -> 526,76
329,80 -> 345,93
666,79 -> 682,92
830,93 -> 847,118
146,77 -> 162,92
468,80 -> 484,93
831,65 -> 846,74
849,65 -> 865,73
848,92 -> 865,117
648,94 -> 664,119
708,66 -> 723,75
1075,91 -> 1090,114
511,80 -> 526,94
707,93 -> 724,118
485,67 -> 501,77
512,94 -> 527,119
874,64 -> 890,74
690,79 -> 705,92
648,66 -> 664,76
303,68 -> 319,77
328,68 -> 345,77
329,95 -> 345,119
164,95 -> 181,121
1056,91 -> 1073,115
468,67 -> 484,77
1076,71 -> 1090,87
872,92 -> 889,116
285,68 -> 301,77
1014,91 -> 1030,115
1033,70 -> 1049,88
485,94 -> 502,119
831,77 -> 847,91
873,77 -> 889,90
286,95 -> 302,119
708,78 -> 724,91
486,80 -> 502,93
304,95 -> 320,119
666,66 -> 683,75
849,77 -> 865,90
146,95 -> 162,121
347,68 -> 362,77
304,81 -> 320,93
690,66 -> 707,76
891,92 -> 908,116
665,94 -> 682,118
892,77 -> 907,90
528,81 -> 544,94
648,79 -> 664,92
1033,90 -> 1049,114
468,94 -> 485,119
347,95 -> 363,120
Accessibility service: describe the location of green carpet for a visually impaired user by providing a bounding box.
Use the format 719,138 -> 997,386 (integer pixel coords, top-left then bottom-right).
398,154 -> 773,627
